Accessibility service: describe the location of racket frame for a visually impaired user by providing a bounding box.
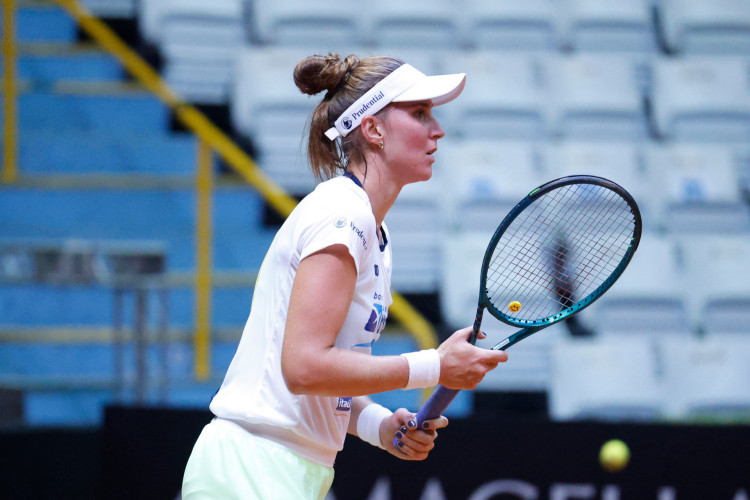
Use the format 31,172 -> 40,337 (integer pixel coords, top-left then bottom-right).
475,175 -> 642,349
414,175 -> 642,426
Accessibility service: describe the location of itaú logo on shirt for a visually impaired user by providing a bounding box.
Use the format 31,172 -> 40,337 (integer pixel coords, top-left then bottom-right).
336,397 -> 352,412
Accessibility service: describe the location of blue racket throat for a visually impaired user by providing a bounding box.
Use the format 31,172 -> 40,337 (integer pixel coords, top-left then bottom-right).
413,175 -> 642,426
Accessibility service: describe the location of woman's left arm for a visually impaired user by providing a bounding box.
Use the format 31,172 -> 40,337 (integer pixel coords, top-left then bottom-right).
349,396 -> 449,460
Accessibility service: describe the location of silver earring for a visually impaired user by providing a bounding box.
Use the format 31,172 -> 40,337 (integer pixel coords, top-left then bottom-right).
379,141 -> 384,150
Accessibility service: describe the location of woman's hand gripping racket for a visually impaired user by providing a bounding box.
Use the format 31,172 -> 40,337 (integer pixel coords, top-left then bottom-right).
407,175 -> 642,432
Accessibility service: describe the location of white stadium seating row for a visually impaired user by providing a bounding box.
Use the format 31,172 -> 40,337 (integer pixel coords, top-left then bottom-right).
226,46 -> 750,199
548,333 -> 750,421
129,0 -> 750,109
11,0 -> 749,426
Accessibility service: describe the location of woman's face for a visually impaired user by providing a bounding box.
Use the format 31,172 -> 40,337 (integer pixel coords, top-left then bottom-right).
381,100 -> 445,186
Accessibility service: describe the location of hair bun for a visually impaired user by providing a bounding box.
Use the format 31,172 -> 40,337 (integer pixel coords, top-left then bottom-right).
294,53 -> 359,96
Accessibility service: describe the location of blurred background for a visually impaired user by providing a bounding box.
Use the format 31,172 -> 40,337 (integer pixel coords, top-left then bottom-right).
1,0 -> 749,498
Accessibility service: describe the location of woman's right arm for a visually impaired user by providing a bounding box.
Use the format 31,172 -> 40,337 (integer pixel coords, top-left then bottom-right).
280,244 -> 508,397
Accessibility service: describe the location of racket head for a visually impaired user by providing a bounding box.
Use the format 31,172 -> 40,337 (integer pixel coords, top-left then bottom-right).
478,175 -> 642,330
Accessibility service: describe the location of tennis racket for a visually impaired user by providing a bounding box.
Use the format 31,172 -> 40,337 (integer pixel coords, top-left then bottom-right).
412,175 -> 642,427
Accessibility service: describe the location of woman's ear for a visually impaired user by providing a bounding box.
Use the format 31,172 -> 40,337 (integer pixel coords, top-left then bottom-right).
360,115 -> 384,149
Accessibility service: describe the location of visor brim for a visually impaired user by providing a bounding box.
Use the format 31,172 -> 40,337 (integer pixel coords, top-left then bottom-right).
391,73 -> 466,106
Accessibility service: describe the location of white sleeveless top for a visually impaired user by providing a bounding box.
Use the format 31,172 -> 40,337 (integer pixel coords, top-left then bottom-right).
209,175 -> 393,467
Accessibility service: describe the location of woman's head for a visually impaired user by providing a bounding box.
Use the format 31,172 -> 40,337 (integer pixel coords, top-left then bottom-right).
294,53 -> 466,181
294,54 -> 402,181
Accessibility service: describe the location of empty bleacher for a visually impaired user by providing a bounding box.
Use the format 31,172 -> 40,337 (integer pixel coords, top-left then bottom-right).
2,0 -> 750,426
1,2 -> 271,426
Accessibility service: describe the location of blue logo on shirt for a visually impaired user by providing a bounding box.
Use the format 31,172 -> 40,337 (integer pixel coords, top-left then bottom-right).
336,397 -> 352,412
364,303 -> 388,336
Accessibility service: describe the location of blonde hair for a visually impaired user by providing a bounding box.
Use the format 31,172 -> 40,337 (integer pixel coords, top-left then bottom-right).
293,53 -> 403,181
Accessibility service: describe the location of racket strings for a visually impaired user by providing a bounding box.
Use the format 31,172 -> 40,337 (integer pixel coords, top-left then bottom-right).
486,183 -> 636,322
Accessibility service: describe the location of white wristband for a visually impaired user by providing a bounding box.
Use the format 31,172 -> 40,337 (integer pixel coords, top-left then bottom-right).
400,349 -> 441,390
357,403 -> 392,449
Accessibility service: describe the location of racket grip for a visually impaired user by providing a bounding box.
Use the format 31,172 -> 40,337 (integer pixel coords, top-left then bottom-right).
391,385 -> 460,451
417,385 -> 460,425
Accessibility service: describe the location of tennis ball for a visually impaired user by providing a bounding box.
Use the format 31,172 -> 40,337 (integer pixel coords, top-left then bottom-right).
508,301 -> 521,312
599,439 -> 630,473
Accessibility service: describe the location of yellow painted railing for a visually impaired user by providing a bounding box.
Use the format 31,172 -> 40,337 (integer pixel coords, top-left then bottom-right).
2,0 -> 18,183
51,0 -> 440,382
195,140 -> 213,380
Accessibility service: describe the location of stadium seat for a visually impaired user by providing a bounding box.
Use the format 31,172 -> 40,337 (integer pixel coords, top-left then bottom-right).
138,0 -> 244,50
252,137 -> 317,196
440,51 -> 552,140
0,285 -> 114,326
660,335 -> 750,420
79,0 -> 137,18
461,0 -> 561,51
439,231 -> 487,330
0,343 -> 114,381
4,5 -> 77,43
645,142 -> 750,233
548,54 -> 648,140
19,131 -> 196,176
17,51 -> 124,83
0,187 -> 267,271
543,141 -> 657,230
230,46 -> 315,143
138,0 -> 245,103
0,189 -> 193,237
230,46 -> 319,194
558,0 -> 657,52
440,230 -> 558,329
649,56 -> 750,142
248,0 -> 364,49
387,180 -> 444,293
0,274 -> 256,330
588,232 -> 690,337
0,189 -> 192,268
439,139 -> 546,233
737,145 -> 750,199
548,336 -> 664,421
657,0 -> 750,55
677,234 -> 750,334
162,60 -> 235,104
374,48 -> 443,76
365,0 -> 464,50
17,92 -> 169,135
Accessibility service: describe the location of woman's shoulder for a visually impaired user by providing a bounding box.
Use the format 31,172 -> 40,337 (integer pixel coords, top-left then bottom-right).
305,176 -> 372,216
292,177 -> 375,236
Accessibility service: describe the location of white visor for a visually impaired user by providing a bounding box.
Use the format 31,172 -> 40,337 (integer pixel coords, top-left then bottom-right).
324,64 -> 466,141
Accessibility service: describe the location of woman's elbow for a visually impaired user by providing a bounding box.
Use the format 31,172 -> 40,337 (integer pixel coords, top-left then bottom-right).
281,360 -> 319,395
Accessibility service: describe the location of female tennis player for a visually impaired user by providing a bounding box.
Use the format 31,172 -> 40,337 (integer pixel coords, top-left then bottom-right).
182,53 -> 508,499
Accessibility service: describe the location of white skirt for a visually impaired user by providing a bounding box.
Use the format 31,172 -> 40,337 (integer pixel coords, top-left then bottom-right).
182,419 -> 335,500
